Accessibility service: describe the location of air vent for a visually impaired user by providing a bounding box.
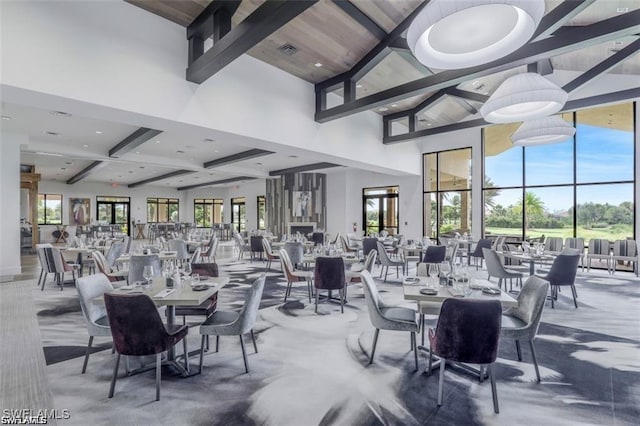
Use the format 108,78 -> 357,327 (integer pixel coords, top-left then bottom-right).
278,44 -> 298,56
51,111 -> 72,117
43,131 -> 60,136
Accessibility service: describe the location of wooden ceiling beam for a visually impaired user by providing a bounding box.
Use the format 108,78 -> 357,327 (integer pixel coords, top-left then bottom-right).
177,176 -> 256,191
66,161 -> 106,185
332,0 -> 387,40
315,9 -> 640,123
532,0 -> 596,41
108,127 -> 163,158
269,162 -> 341,176
186,1 -> 318,84
204,148 -> 274,169
128,170 -> 195,188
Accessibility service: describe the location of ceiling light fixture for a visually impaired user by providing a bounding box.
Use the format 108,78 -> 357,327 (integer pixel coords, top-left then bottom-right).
203,138 -> 215,142
379,107 -> 389,112
95,130 -> 102,134
511,116 -> 575,146
314,62 -> 323,67
51,111 -> 72,117
407,0 -> 544,69
480,73 -> 567,123
83,144 -> 89,148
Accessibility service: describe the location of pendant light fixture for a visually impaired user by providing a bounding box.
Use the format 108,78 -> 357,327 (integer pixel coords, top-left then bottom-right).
480,73 -> 568,123
407,0 -> 545,70
511,116 -> 575,146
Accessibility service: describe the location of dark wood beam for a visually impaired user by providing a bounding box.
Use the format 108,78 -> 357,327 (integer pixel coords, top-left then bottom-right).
187,1 -> 317,84
108,128 -> 162,158
562,38 -> 640,93
177,176 -> 256,191
332,0 -> 387,40
383,88 -> 640,144
66,161 -> 105,184
128,170 -> 195,188
269,162 -> 341,176
444,88 -> 489,103
532,0 -> 596,41
204,149 -> 274,169
316,9 -> 640,123
391,46 -> 434,76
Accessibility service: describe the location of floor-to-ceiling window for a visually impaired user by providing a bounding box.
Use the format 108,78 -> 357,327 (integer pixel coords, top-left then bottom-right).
483,102 -> 635,243
147,198 -> 179,223
37,194 -> 62,225
97,196 -> 130,235
423,148 -> 472,238
231,197 -> 246,233
257,195 -> 266,230
194,198 -> 223,228
363,186 -> 399,235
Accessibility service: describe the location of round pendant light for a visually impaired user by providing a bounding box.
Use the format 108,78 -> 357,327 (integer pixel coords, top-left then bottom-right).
511,116 -> 575,146
480,73 -> 568,123
407,0 -> 545,70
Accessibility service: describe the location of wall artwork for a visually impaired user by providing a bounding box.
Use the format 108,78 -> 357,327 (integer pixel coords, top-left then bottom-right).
69,198 -> 90,225
292,191 -> 311,217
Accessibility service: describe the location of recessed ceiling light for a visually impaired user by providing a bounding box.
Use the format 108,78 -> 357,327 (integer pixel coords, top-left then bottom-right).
617,7 -> 628,13
1,115 -> 11,120
179,180 -> 183,182
139,166 -> 145,169
288,155 -> 298,158
135,151 -> 140,154
83,144 -> 89,148
378,107 -> 389,112
155,140 -> 161,144
118,175 -> 123,178
314,62 -> 323,67
203,138 -> 215,142
176,150 -> 185,154
194,177 -> 200,179
256,162 -> 263,166
356,84 -> 363,88
60,167 -> 66,171
427,123 -> 433,127
95,130 -> 102,134
65,161 -> 73,165
209,173 -> 214,176
214,150 -> 219,153
43,131 -> 60,136
51,111 -> 72,117
128,171 -> 133,173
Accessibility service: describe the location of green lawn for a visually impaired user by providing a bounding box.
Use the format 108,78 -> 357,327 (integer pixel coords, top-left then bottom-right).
485,225 -> 633,242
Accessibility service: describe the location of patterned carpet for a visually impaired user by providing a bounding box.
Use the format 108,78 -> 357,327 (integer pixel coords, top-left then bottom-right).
30,254 -> 640,425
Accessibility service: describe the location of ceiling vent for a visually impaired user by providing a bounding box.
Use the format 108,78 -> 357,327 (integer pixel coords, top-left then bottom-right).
278,44 -> 298,56
43,131 -> 60,136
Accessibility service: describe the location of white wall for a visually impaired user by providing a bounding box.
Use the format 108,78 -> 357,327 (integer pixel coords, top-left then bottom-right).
0,132 -> 23,277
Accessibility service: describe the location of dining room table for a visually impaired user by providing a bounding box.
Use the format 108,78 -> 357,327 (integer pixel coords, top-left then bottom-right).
499,250 -> 557,275
116,251 -> 178,266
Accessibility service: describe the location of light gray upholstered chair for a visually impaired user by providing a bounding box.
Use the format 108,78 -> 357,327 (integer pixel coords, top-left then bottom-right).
168,238 -> 190,263
544,237 -> 563,253
611,239 -> 638,276
586,238 -> 611,274
233,233 -> 250,260
200,237 -> 218,263
262,238 -> 280,271
483,248 -> 523,292
279,249 -> 313,302
500,276 -> 549,382
361,271 -> 419,370
76,273 -> 114,373
199,274 -> 266,374
43,246 -> 79,291
189,247 -> 202,265
35,243 -> 53,289
564,237 -> 585,269
283,242 -> 304,268
377,241 -> 405,282
127,255 -> 161,284
415,262 -> 444,346
122,235 -> 132,254
105,242 -> 124,270
93,250 -> 128,283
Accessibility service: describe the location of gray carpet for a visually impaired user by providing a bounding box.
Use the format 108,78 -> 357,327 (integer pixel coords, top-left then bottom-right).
30,257 -> 640,425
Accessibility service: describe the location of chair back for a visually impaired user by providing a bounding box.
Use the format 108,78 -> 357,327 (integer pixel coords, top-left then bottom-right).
544,237 -> 563,252
613,239 -> 637,257
423,245 -> 446,263
43,246 -> 66,274
506,276 -> 549,340
376,241 -> 395,266
283,242 -> 304,266
122,236 -> 132,254
360,271 -> 386,329
104,293 -> 171,356
362,238 -> 378,257
339,235 -> 352,252
203,235 -> 216,256
471,238 -> 493,257
331,232 -> 341,245
362,250 -> 377,273
564,237 -> 585,251
314,256 -> 345,290
546,254 -> 580,286
76,273 -> 113,333
482,248 -> 508,277
236,274 -> 266,334
191,262 -> 219,277
168,239 -> 189,261
128,255 -> 161,283
430,298 -> 502,364
250,236 -> 264,253
262,238 -> 274,256
92,250 -> 111,274
233,233 -> 246,249
279,249 -> 298,281
105,242 -> 124,268
446,241 -> 459,263
190,247 -> 202,264
36,244 -> 54,273
588,238 -> 610,255
491,236 -> 506,251
311,232 -> 325,246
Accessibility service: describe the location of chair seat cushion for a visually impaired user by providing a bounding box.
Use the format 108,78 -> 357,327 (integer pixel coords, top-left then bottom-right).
501,314 -> 527,338
503,268 -> 523,278
292,270 -> 313,279
199,310 -> 241,335
95,315 -> 110,327
381,307 -> 417,326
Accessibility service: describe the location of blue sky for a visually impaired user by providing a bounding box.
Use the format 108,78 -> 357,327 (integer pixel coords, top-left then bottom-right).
485,123 -> 634,212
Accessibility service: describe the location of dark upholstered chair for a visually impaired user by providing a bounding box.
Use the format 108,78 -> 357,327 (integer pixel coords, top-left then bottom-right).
468,238 -> 493,269
311,232 -> 325,246
362,238 -> 378,258
128,254 -> 161,284
422,245 -> 446,264
104,293 -> 189,401
428,299 -> 502,413
361,271 -> 419,371
537,254 -> 581,308
173,263 -> 219,324
249,236 -> 264,262
199,274 -> 266,374
501,276 -> 549,382
314,256 -> 346,313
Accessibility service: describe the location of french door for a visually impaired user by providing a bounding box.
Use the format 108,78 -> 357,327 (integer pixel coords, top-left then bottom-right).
96,196 -> 130,235
363,187 -> 399,235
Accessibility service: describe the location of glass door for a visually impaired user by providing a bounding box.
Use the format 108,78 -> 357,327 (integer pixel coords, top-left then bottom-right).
363,187 -> 399,235
96,196 -> 130,235
231,197 -> 246,233
365,198 -> 380,235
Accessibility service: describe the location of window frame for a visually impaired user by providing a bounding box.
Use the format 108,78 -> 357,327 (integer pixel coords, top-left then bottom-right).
193,198 -> 223,228
362,186 -> 400,235
37,193 -> 63,225
147,197 -> 179,223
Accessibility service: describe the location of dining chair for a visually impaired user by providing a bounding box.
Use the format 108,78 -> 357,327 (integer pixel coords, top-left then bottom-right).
283,241 -> 304,269
501,275 -> 549,382
611,239 -> 638,276
362,237 -> 378,259
564,237 -> 585,269
262,238 -> 280,271
93,250 -> 128,283
200,237 -> 219,263
35,243 -> 53,289
586,239 -> 611,273
360,271 -> 419,371
483,248 -> 523,292
168,238 -> 190,265
537,253 -> 581,308
42,246 -> 79,291
544,237 -> 563,253
280,249 -> 313,302
468,238 -> 492,270
104,293 -> 189,401
311,232 -> 325,246
249,236 -> 264,262
76,273 -> 114,373
105,242 -> 124,271
415,262 -> 441,346
376,241 -> 405,282
349,250 -> 377,284
340,235 -> 358,254
127,254 -> 161,284
233,233 -> 250,260
428,298 -> 502,413
314,256 -> 346,313
199,274 -> 266,374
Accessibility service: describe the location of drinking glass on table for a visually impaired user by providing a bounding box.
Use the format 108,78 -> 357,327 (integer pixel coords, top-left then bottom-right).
439,262 -> 451,286
142,265 -> 154,289
428,263 -> 439,288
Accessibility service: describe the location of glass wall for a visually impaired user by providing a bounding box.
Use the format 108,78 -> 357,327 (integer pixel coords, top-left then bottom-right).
483,103 -> 635,243
423,148 -> 472,238
194,198 -> 223,228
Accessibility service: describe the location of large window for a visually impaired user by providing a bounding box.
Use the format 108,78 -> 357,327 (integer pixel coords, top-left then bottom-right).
423,148 -> 472,238
194,198 -> 223,228
147,198 -> 179,223
363,186 -> 399,235
231,197 -> 246,233
483,103 -> 635,243
97,196 -> 130,235
257,195 -> 266,230
38,194 -> 62,225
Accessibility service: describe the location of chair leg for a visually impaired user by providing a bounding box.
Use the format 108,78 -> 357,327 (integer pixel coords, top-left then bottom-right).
82,336 -> 93,374
155,352 -> 161,401
384,267 -> 389,282
551,286 -> 555,309
216,335 -> 220,352
37,269 -> 43,287
307,280 -> 312,303
515,340 -> 522,361
488,363 -> 499,413
239,335 -> 249,373
428,346 -> 433,376
340,288 -> 344,313
412,332 -> 418,372
182,336 -> 189,373
199,335 -> 206,374
529,340 -> 541,382
108,353 -> 121,398
250,330 -> 258,353
437,358 -> 446,406
315,290 -> 319,314
421,315 -> 426,346
571,285 -> 578,308
369,329 -> 380,365
40,272 -> 48,291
